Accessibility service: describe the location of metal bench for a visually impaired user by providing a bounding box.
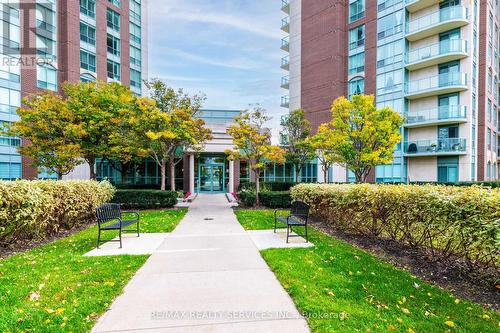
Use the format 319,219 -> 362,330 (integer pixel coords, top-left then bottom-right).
274,201 -> 310,243
96,203 -> 140,248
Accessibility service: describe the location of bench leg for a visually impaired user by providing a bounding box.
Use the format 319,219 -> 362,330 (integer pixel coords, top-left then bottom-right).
305,224 -> 308,243
286,225 -> 290,243
136,221 -> 140,237
119,228 -> 122,248
97,229 -> 101,249
274,218 -> 277,233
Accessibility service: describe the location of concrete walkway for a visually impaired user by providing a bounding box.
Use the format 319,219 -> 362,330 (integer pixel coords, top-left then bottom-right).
92,194 -> 310,333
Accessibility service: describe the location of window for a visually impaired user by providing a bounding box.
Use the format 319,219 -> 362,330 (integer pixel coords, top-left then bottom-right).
36,4 -> 56,33
377,0 -> 403,12
437,157 -> 459,183
488,128 -> 492,150
376,69 -> 403,95
0,87 -> 21,114
107,34 -> 121,56
80,73 -> 96,83
349,0 -> 365,23
488,99 -> 492,122
80,22 -> 96,45
377,39 -> 404,68
80,50 -> 96,72
107,60 -> 120,81
488,69 -> 492,93
487,162 -> 491,179
348,77 -> 365,100
108,0 -> 121,7
130,69 -> 141,88
80,0 -> 96,18
348,52 -> 365,75
37,64 -> 57,91
36,35 -> 56,60
0,162 -> 21,180
130,0 -> 141,20
130,46 -> 142,66
349,25 -> 365,50
107,9 -> 120,32
130,22 -> 141,44
0,56 -> 20,83
377,10 -> 403,40
0,20 -> 20,49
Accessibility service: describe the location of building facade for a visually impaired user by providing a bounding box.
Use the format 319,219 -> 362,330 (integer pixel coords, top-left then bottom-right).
281,0 -> 500,182
0,0 -> 148,180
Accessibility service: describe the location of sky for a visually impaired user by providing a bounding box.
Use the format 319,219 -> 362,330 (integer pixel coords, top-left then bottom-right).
147,0 -> 287,142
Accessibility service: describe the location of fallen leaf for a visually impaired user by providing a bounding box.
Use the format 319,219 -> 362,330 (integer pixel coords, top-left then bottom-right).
445,321 -> 455,327
408,328 -> 415,333
55,308 -> 65,315
454,299 -> 460,304
27,291 -> 40,301
401,308 -> 410,314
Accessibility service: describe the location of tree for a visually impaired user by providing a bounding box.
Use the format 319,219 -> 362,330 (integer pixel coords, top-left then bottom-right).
141,79 -> 212,191
226,106 -> 285,205
310,127 -> 338,183
9,93 -> 82,179
320,94 -> 403,183
63,81 -> 145,180
280,109 -> 315,183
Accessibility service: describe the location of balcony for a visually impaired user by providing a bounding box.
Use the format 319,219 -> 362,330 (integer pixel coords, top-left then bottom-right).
404,138 -> 467,156
405,72 -> 468,99
281,0 -> 290,14
281,17 -> 290,33
405,0 -> 441,13
405,39 -> 468,71
406,6 -> 469,42
404,105 -> 467,128
281,95 -> 290,108
281,56 -> 290,71
281,76 -> 289,89
281,36 -> 290,52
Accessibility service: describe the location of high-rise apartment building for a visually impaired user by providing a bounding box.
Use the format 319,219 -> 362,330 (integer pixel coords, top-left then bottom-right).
0,0 -> 148,180
281,0 -> 499,182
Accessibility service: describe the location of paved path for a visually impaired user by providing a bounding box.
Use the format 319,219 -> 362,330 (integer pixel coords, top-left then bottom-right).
92,194 -> 310,333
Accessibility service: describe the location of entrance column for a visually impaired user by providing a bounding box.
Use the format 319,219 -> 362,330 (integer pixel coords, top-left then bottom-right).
189,154 -> 195,193
228,160 -> 234,193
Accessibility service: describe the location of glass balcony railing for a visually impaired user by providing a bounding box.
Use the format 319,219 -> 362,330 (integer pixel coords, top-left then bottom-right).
406,72 -> 467,96
281,16 -> 290,32
281,36 -> 290,51
404,138 -> 466,155
406,39 -> 468,65
406,6 -> 468,35
36,19 -> 56,34
281,0 -> 290,13
405,105 -> 467,125
281,56 -> 290,70
281,95 -> 290,108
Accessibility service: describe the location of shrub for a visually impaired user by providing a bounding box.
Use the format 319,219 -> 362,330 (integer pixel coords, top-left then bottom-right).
238,181 -> 296,192
111,190 -> 178,209
0,180 -> 114,246
237,190 -> 256,207
260,191 -> 292,208
291,184 -> 500,271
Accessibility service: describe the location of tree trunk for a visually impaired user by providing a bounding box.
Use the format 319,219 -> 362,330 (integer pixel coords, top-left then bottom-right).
255,169 -> 260,206
295,165 -> 301,183
323,165 -> 328,184
169,158 -> 176,192
160,159 -> 166,191
57,172 -> 63,180
88,156 -> 96,180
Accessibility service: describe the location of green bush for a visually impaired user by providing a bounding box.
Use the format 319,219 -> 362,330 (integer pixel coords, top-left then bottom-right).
291,184 -> 500,270
112,190 -> 178,209
237,190 -> 256,207
0,180 -> 115,246
238,181 -> 296,192
260,191 -> 292,208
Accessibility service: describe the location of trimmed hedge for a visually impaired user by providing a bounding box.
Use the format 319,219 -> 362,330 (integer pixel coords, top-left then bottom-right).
292,184 -> 500,270
260,191 -> 292,208
238,181 -> 296,192
111,190 -> 178,209
0,180 -> 115,246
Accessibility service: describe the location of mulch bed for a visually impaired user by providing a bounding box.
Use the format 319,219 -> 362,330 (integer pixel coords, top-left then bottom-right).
312,220 -> 500,311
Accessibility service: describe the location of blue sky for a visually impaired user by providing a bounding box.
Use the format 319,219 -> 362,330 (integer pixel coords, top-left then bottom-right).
147,0 -> 287,140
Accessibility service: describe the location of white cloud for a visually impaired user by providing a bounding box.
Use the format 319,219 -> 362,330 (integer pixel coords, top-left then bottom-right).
164,48 -> 263,71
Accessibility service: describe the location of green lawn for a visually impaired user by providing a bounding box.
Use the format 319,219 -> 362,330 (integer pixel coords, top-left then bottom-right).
235,209 -> 499,333
0,209 -> 186,333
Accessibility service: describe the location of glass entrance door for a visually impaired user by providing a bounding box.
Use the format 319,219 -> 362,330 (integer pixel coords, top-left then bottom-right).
199,164 -> 225,193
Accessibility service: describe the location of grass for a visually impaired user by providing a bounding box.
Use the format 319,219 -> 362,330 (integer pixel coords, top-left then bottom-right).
0,209 -> 186,333
235,209 -> 499,333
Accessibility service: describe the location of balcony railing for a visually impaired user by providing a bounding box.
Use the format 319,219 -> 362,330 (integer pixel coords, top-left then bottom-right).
405,0 -> 441,12
404,138 -> 467,155
406,39 -> 468,68
281,0 -> 290,13
405,105 -> 467,126
406,6 -> 468,40
281,95 -> 290,108
281,16 -> 290,32
36,19 -> 56,34
281,76 -> 289,89
281,56 -> 290,70
405,72 -> 467,98
349,38 -> 365,50
281,36 -> 290,52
